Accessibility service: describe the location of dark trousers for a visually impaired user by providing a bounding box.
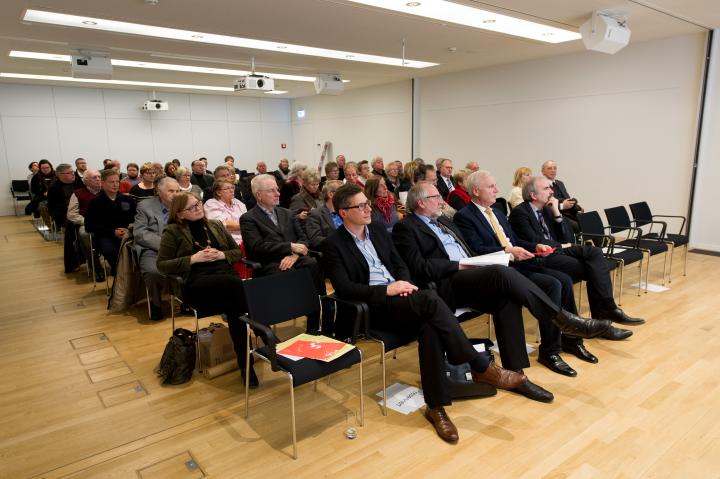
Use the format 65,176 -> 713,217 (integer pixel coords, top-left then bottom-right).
543,245 -> 616,317
255,255 -> 331,334
185,272 -> 249,370
450,265 -> 561,365
139,250 -> 164,308
95,236 -> 121,275
369,289 -> 482,409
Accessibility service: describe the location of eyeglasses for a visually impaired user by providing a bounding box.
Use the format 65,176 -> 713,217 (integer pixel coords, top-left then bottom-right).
182,202 -> 202,212
259,187 -> 280,193
425,194 -> 442,200
343,202 -> 371,211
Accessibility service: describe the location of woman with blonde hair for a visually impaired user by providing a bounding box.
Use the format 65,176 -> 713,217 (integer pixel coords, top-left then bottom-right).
446,169 -> 471,211
128,163 -> 157,199
508,166 -> 533,209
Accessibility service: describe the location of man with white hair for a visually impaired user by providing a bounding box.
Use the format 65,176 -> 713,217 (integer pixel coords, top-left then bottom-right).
465,161 -> 480,172
67,169 -> 103,281
371,156 -> 386,178
134,177 -> 181,321
541,160 -> 583,232
240,174 -> 329,334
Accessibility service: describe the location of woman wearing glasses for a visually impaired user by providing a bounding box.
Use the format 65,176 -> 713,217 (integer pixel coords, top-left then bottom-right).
157,192 -> 258,387
175,166 -> 203,197
129,163 -> 157,199
203,178 -> 248,246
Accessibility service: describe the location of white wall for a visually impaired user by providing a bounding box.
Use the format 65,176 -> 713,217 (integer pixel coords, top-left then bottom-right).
291,81 -> 412,169
0,84 -> 292,216
417,33 -> 706,221
690,30 -> 720,251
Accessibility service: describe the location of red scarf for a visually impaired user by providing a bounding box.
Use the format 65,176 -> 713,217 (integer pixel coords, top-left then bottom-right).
374,195 -> 395,223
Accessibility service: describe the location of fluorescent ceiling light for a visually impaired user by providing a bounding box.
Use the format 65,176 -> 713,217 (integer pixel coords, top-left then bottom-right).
23,9 -> 437,68
10,50 -> 318,82
265,90 -> 288,95
0,72 -> 234,91
346,0 -> 581,43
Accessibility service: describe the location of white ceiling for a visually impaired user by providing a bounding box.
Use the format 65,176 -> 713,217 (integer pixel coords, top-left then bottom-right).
0,0 -> 715,98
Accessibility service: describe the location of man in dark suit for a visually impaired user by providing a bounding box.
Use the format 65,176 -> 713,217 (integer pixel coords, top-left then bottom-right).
509,176 -> 645,327
73,158 -> 87,188
322,183 -> 527,443
306,180 -> 343,249
133,177 -> 180,321
541,160 -> 583,232
240,174 -> 327,333
393,183 -> 611,384
454,170 -> 626,364
436,158 -> 455,200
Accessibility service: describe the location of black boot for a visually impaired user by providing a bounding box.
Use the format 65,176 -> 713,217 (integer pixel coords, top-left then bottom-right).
553,309 -> 610,339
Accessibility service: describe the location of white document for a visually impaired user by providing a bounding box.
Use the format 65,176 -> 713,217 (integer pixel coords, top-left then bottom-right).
631,282 -> 669,293
376,383 -> 425,415
460,251 -> 512,268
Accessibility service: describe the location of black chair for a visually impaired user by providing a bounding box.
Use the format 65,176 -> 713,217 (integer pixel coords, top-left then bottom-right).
604,206 -> 669,289
578,211 -> 645,303
492,197 -> 509,217
241,268 -> 364,460
629,201 -> 689,280
10,180 -> 31,216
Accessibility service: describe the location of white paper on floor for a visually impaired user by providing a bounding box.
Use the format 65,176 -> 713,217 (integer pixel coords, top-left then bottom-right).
376,383 -> 425,415
491,343 -> 536,354
631,282 -> 669,292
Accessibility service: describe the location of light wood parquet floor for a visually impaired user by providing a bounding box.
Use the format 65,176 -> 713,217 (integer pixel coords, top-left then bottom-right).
0,215 -> 718,479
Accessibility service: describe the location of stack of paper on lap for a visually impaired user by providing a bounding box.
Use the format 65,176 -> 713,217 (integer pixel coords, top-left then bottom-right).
459,251 -> 512,267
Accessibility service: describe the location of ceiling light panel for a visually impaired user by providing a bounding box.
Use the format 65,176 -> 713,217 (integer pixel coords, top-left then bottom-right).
346,0 -> 581,43
0,72 -> 234,91
23,9 -> 438,68
10,50 -> 317,82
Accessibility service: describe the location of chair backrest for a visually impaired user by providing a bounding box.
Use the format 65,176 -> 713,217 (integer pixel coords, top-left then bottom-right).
604,206 -> 632,233
11,180 -> 30,193
492,197 -> 509,217
243,268 -> 319,327
629,201 -> 652,227
577,211 -> 606,247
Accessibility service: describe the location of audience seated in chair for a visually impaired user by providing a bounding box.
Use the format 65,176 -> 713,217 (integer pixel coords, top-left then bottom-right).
189,158 -> 214,190
67,169 -> 103,281
240,174 -> 329,334
445,169 -> 471,212
128,163 -> 157,199
541,160 -> 584,233
365,176 -> 399,233
157,192 -> 258,386
133,177 -> 181,321
84,169 -> 137,276
306,180 -> 344,250
202,165 -> 255,209
508,166 -> 532,210
289,170 -> 321,221
322,182 -> 530,443
48,163 -> 79,271
27,159 -> 55,217
279,161 -> 307,209
203,178 -> 247,247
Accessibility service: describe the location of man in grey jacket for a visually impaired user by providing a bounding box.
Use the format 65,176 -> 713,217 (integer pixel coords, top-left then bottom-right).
306,180 -> 344,249
134,177 -> 180,320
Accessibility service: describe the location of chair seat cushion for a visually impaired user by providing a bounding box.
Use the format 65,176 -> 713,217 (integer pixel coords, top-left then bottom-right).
256,343 -> 361,387
368,327 -> 417,352
612,248 -> 644,265
617,239 -> 667,254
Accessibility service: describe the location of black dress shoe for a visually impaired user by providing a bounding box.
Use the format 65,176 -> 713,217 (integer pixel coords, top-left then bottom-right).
538,354 -> 577,377
561,340 -> 598,364
95,270 -> 106,283
600,308 -> 645,325
425,407 -> 459,443
554,310 -> 611,339
512,379 -> 554,403
150,304 -> 164,321
242,365 -> 259,389
601,326 -> 633,341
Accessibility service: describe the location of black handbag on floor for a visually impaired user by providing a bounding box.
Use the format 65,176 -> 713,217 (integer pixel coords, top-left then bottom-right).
156,328 -> 196,385
445,338 -> 497,399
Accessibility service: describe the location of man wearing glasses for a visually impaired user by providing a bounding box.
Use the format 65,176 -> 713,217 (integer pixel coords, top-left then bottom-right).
322,183 -> 533,443
240,174 -> 328,334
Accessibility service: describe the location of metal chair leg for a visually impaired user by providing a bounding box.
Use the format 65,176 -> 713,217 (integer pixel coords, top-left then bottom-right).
245,324 -> 251,418
288,372 -> 297,460
667,242 -> 675,283
380,340 -> 387,416
683,244 -> 688,276
358,349 -> 364,426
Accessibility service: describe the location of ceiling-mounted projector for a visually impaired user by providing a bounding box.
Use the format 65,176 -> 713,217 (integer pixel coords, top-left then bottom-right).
142,99 -> 169,111
71,53 -> 112,79
314,74 -> 344,95
233,75 -> 274,91
580,12 -> 631,55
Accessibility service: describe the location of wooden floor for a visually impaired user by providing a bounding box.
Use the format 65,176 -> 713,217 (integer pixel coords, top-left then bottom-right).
1,215 -> 718,479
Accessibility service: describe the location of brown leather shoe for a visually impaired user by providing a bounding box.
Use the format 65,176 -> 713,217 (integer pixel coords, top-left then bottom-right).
471,363 -> 527,390
424,407 -> 459,443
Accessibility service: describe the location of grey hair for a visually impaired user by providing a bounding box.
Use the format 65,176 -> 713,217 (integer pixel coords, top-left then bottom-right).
406,183 -> 431,213
541,160 -> 555,171
522,176 -> 543,202
82,169 -> 100,185
321,180 -> 343,201
436,157 -> 450,169
465,170 -> 493,196
289,161 -> 307,177
156,176 -> 179,192
251,173 -> 277,195
55,163 -> 72,174
213,164 -> 233,177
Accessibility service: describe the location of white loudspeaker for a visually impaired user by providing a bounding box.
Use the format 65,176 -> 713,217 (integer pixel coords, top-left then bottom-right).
580,12 -> 631,55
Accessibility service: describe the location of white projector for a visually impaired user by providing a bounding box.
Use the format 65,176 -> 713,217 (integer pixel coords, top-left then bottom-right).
314,74 -> 344,95
233,75 -> 274,91
580,12 -> 631,55
71,54 -> 112,79
142,99 -> 169,111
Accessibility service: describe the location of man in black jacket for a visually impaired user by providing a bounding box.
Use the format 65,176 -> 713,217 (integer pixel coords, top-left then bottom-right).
322,183 -> 528,443
509,176 -> 645,327
541,160 -> 583,232
393,183 -> 611,384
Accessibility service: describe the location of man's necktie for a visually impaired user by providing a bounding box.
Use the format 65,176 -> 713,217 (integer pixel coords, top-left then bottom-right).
536,210 -> 551,240
485,207 -> 510,248
431,219 -> 471,256
266,208 -> 278,226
